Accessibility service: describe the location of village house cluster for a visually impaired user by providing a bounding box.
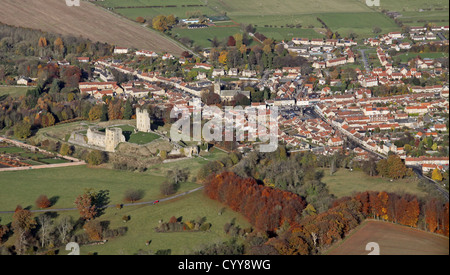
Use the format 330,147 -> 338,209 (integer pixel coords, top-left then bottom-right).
32,25 -> 447,175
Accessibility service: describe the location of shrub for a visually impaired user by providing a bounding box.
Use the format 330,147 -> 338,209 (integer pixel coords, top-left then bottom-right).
160,182 -> 177,196
83,220 -> 103,241
200,223 -> 212,231
35,195 -> 51,209
184,221 -> 195,230
123,189 -> 144,203
86,150 -> 105,166
59,143 -> 73,156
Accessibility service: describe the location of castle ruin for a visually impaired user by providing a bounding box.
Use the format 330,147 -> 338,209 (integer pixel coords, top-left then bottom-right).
83,127 -> 125,152
136,107 -> 151,133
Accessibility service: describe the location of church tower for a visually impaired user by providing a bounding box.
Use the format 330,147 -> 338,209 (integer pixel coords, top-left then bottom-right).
214,79 -> 221,94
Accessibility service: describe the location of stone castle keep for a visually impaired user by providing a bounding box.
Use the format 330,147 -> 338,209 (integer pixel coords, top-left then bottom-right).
69,126 -> 126,153
136,107 -> 151,133
68,108 -> 151,153
67,107 -> 203,158
87,127 -> 126,152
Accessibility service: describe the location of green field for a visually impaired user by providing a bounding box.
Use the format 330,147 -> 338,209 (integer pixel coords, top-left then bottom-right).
394,52 -> 449,63
0,146 -> 247,255
369,0 -> 448,12
116,6 -> 216,21
77,191 -> 251,255
254,27 -> 325,40
0,147 -> 226,212
322,168 -> 427,198
96,0 -> 450,44
0,165 -> 185,211
97,0 -> 205,8
317,12 -> 400,38
128,132 -> 161,145
0,86 -> 29,98
0,171 -> 250,255
398,10 -> 449,25
173,26 -> 244,48
369,0 -> 449,26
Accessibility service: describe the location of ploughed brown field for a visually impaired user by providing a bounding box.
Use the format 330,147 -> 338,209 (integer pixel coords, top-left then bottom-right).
0,0 -> 185,56
327,220 -> 449,255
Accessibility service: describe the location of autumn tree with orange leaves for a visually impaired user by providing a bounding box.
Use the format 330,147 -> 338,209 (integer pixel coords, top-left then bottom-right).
35,195 -> 51,209
204,171 -> 306,233
74,191 -> 97,221
204,169 -> 448,255
424,199 -> 449,236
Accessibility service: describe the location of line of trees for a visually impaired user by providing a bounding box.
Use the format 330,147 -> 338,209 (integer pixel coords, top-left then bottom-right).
203,170 -> 449,255
0,23 -> 113,84
0,187 -> 129,255
204,171 -> 307,233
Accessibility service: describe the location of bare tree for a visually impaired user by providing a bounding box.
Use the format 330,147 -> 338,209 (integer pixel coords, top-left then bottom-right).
57,216 -> 74,244
167,168 -> 190,185
123,189 -> 145,203
37,214 -> 53,248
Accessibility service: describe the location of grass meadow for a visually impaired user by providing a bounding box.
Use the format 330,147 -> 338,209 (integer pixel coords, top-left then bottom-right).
76,191 -> 252,255
0,86 -> 29,98
393,52 -> 449,63
173,26 -> 244,48
0,134 -> 235,255
321,168 -> 427,199
0,170 -> 250,255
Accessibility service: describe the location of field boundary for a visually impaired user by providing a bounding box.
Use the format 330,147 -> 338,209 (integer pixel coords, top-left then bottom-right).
0,0 -> 187,56
0,136 -> 85,172
324,219 -> 449,255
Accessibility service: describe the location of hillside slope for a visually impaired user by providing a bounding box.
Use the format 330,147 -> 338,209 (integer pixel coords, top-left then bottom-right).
0,0 -> 186,56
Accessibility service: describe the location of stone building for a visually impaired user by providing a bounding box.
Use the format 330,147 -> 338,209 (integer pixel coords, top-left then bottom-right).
86,127 -> 125,152
105,128 -> 126,152
136,107 -> 151,133
214,79 -> 250,101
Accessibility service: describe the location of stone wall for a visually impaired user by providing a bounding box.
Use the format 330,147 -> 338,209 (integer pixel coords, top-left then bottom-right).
87,127 -> 106,148
72,126 -> 126,153
105,127 -> 126,152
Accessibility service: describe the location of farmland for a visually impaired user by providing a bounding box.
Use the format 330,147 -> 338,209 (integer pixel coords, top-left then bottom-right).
86,0 -> 450,49
173,27 -> 245,48
0,0 -> 187,56
369,0 -> 449,13
326,220 -> 449,255
84,0 -> 395,51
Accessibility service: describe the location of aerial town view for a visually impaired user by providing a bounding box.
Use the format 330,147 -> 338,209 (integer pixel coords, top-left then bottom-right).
0,0 -> 448,262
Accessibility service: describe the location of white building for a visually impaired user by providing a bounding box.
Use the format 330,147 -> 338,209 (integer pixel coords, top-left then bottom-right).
114,47 -> 129,54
